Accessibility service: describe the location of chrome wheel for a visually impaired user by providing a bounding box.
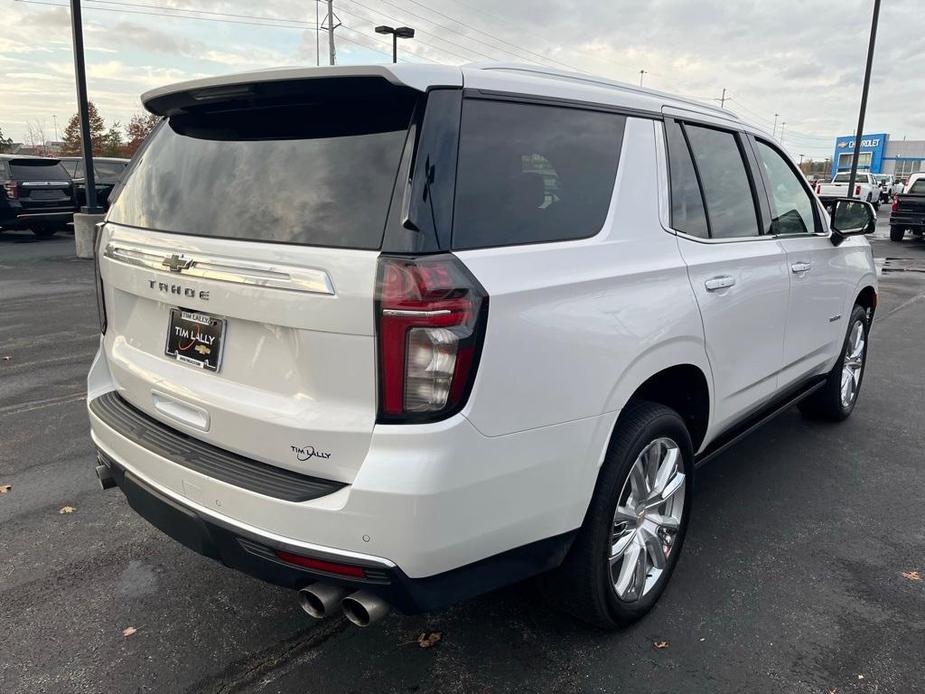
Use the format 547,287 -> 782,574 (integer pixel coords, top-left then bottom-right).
840,319 -> 866,408
609,437 -> 686,602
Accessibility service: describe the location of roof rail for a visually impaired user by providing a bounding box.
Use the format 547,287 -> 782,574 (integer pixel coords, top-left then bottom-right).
473,63 -> 739,120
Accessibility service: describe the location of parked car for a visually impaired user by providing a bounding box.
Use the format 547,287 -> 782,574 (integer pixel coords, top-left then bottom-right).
59,156 -> 130,210
903,172 -> 925,193
87,64 -> 878,630
816,171 -> 879,209
0,155 -> 76,237
889,177 -> 925,241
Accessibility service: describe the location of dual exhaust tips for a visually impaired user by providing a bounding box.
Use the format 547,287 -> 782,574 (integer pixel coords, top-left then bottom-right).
298,583 -> 390,627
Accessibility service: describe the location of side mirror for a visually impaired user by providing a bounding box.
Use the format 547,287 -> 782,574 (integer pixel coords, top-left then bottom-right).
829,198 -> 876,245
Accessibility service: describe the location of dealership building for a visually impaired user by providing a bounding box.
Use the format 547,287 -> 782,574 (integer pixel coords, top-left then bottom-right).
831,133 -> 925,179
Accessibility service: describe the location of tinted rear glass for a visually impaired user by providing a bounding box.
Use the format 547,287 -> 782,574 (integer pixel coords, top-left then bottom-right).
108,98 -> 413,249
10,160 -> 71,181
909,180 -> 925,194
833,173 -> 856,183
452,99 -> 624,249
74,160 -> 127,181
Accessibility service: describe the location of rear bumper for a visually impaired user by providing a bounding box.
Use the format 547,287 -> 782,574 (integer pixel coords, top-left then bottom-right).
889,214 -> 925,228
88,344 -> 607,607
96,448 -> 575,613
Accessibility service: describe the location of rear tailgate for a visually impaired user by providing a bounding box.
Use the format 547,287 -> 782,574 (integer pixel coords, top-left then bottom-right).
10,159 -> 74,212
99,78 -> 419,484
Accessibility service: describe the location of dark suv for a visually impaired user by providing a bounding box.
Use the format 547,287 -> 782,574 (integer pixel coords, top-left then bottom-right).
59,156 -> 130,210
0,155 -> 76,237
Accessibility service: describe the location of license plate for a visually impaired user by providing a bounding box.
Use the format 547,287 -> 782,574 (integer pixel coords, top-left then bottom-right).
165,308 -> 226,372
28,190 -> 62,201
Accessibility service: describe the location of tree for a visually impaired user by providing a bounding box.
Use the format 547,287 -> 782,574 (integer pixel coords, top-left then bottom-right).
0,125 -> 12,153
61,101 -> 107,156
103,123 -> 123,157
124,112 -> 160,157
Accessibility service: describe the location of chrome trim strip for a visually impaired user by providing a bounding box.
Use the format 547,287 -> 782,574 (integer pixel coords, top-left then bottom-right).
90,430 -> 397,570
381,308 -> 453,318
104,241 -> 335,295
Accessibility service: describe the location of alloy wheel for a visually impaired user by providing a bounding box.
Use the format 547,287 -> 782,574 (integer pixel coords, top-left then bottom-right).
841,319 -> 866,408
609,437 -> 686,602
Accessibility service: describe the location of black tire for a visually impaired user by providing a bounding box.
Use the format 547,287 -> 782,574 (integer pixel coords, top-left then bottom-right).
890,225 -> 905,242
30,226 -> 57,239
539,401 -> 693,629
798,304 -> 869,422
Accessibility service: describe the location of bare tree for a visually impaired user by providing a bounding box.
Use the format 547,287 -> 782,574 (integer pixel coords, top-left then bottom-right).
25,120 -> 48,156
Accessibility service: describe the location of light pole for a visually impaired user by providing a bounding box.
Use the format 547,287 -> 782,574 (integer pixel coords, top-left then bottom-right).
375,25 -> 415,63
847,0 -> 881,199
639,69 -> 647,87
68,0 -> 100,214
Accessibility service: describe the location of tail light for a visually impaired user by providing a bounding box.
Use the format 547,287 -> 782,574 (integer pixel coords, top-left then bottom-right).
815,183 -> 821,194
2,180 -> 18,199
891,197 -> 899,213
94,223 -> 107,334
855,184 -> 861,196
375,254 -> 488,422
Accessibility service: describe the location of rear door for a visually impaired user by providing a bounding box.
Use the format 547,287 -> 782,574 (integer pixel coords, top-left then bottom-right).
749,136 -> 849,387
99,89 -> 417,484
665,119 -> 790,433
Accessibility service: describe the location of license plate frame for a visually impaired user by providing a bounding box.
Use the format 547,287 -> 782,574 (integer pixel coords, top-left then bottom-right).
164,308 -> 226,372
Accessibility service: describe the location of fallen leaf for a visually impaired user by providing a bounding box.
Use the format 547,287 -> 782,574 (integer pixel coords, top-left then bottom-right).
417,632 -> 442,648
59,505 -> 76,514
828,689 -> 838,694
2,355 -> 10,361
653,640 -> 670,650
0,484 -> 11,494
858,674 -> 865,680
901,570 -> 921,582
122,626 -> 138,638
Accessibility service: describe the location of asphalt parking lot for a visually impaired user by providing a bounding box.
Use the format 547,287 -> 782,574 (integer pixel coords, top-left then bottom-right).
2,214 -> 924,694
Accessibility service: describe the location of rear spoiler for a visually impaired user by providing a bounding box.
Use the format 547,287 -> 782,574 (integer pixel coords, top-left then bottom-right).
141,64 -> 462,117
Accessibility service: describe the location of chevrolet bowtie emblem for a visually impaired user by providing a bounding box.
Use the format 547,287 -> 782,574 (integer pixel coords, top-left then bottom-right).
162,254 -> 193,272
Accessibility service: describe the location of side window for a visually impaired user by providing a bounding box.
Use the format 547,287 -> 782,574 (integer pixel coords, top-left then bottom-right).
684,124 -> 761,239
452,99 -> 625,249
665,120 -> 709,238
755,140 -> 817,235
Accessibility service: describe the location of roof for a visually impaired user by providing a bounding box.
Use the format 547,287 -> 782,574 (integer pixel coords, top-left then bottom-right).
141,62 -> 740,126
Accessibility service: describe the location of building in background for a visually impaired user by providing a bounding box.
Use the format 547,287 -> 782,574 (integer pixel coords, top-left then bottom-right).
831,133 -> 925,179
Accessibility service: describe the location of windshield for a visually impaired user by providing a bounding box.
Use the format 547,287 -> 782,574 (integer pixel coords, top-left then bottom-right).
108,95 -> 414,249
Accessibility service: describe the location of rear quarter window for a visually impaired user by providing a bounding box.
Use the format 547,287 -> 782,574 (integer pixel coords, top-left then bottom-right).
451,99 -> 625,249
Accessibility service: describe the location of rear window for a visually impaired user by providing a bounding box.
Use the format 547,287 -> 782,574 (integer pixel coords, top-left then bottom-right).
108,97 -> 414,249
909,180 -> 925,194
833,173 -> 855,183
10,160 -> 71,181
452,99 -> 625,249
73,160 -> 128,181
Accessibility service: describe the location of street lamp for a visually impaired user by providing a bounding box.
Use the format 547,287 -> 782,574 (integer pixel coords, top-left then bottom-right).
375,25 -> 415,63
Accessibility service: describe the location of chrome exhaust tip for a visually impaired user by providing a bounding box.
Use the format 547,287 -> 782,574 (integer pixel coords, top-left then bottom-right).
95,462 -> 116,490
341,590 -> 390,627
298,584 -> 348,619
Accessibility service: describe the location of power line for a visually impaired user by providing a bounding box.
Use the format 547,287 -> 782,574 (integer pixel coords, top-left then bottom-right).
83,0 -> 313,25
338,0 -> 518,63
388,0 -> 588,73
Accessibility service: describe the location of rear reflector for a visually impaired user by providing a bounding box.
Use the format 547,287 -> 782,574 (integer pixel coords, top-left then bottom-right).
274,550 -> 367,578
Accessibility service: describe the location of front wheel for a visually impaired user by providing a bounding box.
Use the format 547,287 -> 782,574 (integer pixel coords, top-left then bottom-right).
540,401 -> 692,629
30,225 -> 57,239
890,225 -> 905,242
799,304 -> 869,421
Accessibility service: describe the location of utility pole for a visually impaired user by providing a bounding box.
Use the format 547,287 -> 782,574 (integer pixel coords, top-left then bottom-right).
779,121 -> 786,144
315,0 -> 320,67
798,153 -> 805,166
719,88 -> 727,109
772,112 -> 779,138
639,69 -> 647,87
322,0 -> 340,66
847,0 -> 881,199
68,0 -> 99,214
52,114 -> 59,141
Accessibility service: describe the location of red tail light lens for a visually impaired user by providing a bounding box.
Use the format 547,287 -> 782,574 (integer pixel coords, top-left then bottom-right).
815,183 -> 821,194
891,197 -> 899,213
2,180 -> 18,200
855,184 -> 861,196
376,255 -> 488,422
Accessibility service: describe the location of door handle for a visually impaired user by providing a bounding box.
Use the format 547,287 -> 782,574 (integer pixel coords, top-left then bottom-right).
704,275 -> 735,291
791,261 -> 812,274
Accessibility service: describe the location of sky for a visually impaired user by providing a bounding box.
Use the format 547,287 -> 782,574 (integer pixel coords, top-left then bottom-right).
2,0 -> 923,159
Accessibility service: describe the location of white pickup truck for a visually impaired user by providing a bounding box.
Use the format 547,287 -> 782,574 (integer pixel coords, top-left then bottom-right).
816,172 -> 880,209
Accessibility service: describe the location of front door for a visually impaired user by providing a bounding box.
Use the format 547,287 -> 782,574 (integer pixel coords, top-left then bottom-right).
750,137 -> 848,388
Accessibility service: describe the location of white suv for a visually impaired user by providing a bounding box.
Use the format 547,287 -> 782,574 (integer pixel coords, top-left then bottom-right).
88,64 -> 878,629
